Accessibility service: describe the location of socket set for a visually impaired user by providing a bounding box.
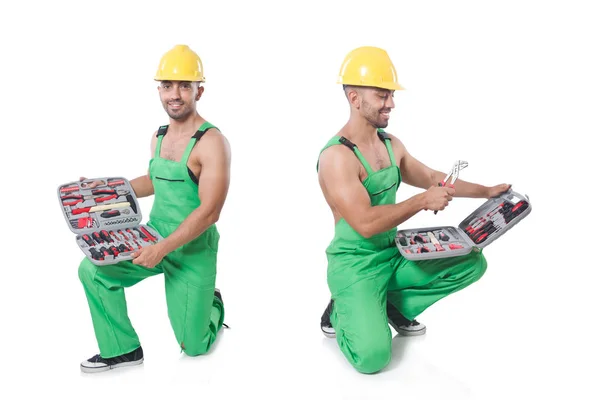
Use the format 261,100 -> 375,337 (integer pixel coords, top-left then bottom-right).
58,177 -> 164,265
395,188 -> 532,260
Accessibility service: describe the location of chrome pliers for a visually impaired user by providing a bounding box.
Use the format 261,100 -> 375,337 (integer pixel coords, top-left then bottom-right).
434,160 -> 468,214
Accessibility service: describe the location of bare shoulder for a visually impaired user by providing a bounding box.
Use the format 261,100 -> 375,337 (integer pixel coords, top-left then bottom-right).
195,127 -> 231,162
150,130 -> 159,155
318,143 -> 360,178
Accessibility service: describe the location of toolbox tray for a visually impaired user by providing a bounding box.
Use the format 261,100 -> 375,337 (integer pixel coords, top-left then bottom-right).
58,177 -> 163,266
395,188 -> 532,260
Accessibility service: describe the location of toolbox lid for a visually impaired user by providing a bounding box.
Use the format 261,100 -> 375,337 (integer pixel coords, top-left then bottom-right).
57,177 -> 143,234
456,188 -> 532,249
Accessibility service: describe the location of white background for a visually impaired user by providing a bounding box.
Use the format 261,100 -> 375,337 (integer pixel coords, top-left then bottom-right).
1,0 -> 599,399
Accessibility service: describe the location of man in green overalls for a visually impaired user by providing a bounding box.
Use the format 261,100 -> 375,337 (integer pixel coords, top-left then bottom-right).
78,45 -> 230,373
317,46 -> 511,374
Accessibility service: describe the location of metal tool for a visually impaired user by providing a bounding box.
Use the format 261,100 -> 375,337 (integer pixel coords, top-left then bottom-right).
434,160 -> 468,215
427,232 -> 444,251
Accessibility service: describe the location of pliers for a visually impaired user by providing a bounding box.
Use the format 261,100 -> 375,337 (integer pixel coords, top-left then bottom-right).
60,189 -> 129,206
434,160 -> 468,215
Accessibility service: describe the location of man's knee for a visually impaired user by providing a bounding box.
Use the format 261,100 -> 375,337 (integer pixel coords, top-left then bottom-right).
470,252 -> 488,282
351,341 -> 392,374
181,340 -> 210,357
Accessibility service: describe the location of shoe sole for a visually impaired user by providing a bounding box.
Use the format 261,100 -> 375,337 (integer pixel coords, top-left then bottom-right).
389,323 -> 426,336
321,327 -> 336,338
80,358 -> 144,373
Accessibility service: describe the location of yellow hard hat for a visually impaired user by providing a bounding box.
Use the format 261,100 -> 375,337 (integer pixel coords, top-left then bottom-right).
154,44 -> 205,82
337,46 -> 404,91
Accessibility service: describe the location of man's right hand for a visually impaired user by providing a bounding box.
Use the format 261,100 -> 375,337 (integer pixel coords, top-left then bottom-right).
422,185 -> 455,211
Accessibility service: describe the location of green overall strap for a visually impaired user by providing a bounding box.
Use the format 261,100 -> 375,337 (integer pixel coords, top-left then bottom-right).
154,125 -> 169,158
338,136 -> 375,176
377,129 -> 397,167
180,121 -> 218,164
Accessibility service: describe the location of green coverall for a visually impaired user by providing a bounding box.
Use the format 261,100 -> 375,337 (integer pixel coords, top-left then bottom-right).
78,122 -> 225,358
318,130 -> 487,374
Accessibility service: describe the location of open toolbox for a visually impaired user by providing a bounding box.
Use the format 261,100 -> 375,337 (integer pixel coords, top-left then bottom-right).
58,177 -> 163,265
395,189 -> 532,260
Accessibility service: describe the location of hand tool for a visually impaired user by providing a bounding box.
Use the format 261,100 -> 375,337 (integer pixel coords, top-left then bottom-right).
133,227 -> 148,242
438,231 -> 450,241
118,229 -> 129,241
417,245 -> 430,253
71,201 -> 132,215
61,193 -> 120,206
101,210 -> 121,218
81,234 -> 95,247
60,185 -> 80,193
504,201 -> 529,223
108,246 -> 120,257
434,160 -> 468,215
413,233 -> 428,243
100,230 -> 114,243
448,243 -> 464,250
107,179 -> 125,187
397,233 -> 408,247
89,248 -> 104,261
427,232 -> 444,251
140,227 -> 157,243
92,232 -> 104,244
99,247 -> 111,258
91,189 -> 130,196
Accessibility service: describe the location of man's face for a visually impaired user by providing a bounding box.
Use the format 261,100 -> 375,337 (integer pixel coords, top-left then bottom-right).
356,87 -> 395,128
158,81 -> 203,121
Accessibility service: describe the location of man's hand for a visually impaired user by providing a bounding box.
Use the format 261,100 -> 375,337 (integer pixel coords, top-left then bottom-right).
486,183 -> 512,199
131,244 -> 167,269
79,177 -> 105,188
422,185 -> 455,211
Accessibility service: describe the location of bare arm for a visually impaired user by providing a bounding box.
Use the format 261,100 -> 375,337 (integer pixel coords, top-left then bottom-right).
394,135 -> 490,198
318,147 -> 428,238
156,131 -> 231,254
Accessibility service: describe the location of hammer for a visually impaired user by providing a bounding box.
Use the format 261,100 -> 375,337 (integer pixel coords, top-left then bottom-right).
72,194 -> 137,215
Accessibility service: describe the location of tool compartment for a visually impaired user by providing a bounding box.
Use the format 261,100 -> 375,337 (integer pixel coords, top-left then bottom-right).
58,177 -> 164,265
395,188 -> 532,260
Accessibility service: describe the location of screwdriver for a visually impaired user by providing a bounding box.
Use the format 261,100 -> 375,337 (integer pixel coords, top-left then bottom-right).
140,227 -> 157,243
92,232 -> 104,244
81,234 -> 95,247
89,248 -> 104,261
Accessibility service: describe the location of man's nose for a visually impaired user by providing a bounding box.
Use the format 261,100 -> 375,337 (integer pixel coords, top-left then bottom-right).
169,85 -> 181,100
386,95 -> 395,109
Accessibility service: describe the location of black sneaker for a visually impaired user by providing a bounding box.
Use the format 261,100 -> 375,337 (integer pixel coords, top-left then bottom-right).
214,288 -> 229,329
320,299 -> 335,338
80,346 -> 143,373
386,302 -> 426,336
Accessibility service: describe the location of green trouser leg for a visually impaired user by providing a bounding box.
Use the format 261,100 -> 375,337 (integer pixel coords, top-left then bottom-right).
160,244 -> 225,356
78,241 -> 224,358
328,248 -> 487,374
78,258 -> 162,358
387,250 -> 488,321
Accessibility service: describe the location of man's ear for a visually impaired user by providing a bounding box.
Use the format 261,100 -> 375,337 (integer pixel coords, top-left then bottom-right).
348,89 -> 361,109
196,85 -> 204,100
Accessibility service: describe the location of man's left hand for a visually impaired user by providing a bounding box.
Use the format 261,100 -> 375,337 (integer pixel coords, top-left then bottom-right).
487,183 -> 512,199
131,244 -> 167,269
